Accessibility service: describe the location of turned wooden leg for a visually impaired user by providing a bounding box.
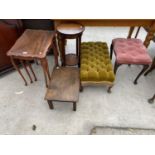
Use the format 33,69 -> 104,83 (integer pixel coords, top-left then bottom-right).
40,57 -> 51,88
20,60 -> 33,83
80,82 -> 83,92
135,26 -> 141,38
26,61 -> 37,81
114,61 -> 121,74
52,37 -> 59,67
110,44 -> 113,60
148,94 -> 155,104
78,35 -> 82,67
10,57 -> 28,86
144,22 -> 155,48
47,100 -> 54,109
127,26 -> 135,39
133,65 -> 149,85
144,58 -> 155,76
107,85 -> 113,93
73,102 -> 76,111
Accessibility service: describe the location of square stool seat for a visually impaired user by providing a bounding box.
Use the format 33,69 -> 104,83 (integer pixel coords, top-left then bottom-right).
112,38 -> 152,64
45,67 -> 80,111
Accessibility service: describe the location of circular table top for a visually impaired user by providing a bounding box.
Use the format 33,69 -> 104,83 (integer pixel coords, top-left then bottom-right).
56,23 -> 84,35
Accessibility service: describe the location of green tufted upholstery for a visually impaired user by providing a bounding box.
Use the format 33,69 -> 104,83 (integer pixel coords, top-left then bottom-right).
80,42 -> 115,83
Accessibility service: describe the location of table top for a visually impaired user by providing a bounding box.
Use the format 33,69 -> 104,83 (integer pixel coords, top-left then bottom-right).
54,19 -> 155,27
45,67 -> 79,102
56,23 -> 84,35
7,29 -> 55,58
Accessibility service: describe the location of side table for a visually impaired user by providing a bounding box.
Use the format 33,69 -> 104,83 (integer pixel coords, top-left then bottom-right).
7,29 -> 57,87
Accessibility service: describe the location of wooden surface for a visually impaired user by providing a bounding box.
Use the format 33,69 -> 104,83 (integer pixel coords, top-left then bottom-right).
45,67 -> 80,102
0,20 -> 22,74
56,23 -> 84,66
56,23 -> 84,35
54,19 -> 155,48
65,54 -> 78,66
54,19 -> 155,27
7,29 -> 55,58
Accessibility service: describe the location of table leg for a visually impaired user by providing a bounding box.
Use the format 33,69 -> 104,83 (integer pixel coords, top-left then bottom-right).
127,26 -> 135,39
78,35 -> 82,67
142,22 -> 155,75
40,57 -> 51,87
135,26 -> 141,38
61,38 -> 66,66
52,37 -> 59,67
144,22 -> 155,48
10,57 -> 28,86
26,61 -> 37,81
20,60 -> 33,83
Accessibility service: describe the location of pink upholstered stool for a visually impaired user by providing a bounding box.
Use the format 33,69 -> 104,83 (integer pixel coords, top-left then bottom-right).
110,38 -> 152,84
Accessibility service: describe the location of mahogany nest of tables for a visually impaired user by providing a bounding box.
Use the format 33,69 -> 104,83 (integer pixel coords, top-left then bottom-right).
7,29 -> 57,87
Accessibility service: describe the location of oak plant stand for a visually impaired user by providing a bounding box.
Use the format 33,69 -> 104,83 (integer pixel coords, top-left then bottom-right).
56,23 -> 84,67
7,29 -> 57,87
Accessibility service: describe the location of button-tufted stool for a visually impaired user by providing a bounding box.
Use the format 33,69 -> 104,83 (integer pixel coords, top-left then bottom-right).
110,38 -> 152,84
80,42 -> 115,92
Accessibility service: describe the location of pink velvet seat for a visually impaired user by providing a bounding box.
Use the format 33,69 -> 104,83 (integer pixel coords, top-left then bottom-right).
110,38 -> 152,84
112,38 -> 152,64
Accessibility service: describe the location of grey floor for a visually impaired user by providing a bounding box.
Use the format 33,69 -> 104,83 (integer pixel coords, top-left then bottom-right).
1,27 -> 155,134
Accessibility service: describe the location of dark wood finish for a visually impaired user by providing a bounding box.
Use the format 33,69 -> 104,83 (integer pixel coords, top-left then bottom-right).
45,67 -> 79,102
54,19 -> 155,49
7,29 -> 54,58
65,54 -> 78,66
45,67 -> 79,111
0,20 -> 22,74
56,23 -> 84,66
54,19 -> 154,27
47,100 -> 54,109
7,29 -> 56,87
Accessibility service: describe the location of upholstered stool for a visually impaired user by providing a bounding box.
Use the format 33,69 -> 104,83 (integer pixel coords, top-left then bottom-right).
80,42 -> 115,92
110,38 -> 152,84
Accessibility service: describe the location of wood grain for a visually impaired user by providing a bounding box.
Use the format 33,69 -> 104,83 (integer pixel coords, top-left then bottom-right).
7,29 -> 55,58
45,67 -> 80,102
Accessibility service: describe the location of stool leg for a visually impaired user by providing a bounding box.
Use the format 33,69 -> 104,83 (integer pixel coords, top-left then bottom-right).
107,85 -> 113,93
114,61 -> 121,74
26,61 -> 37,81
47,100 -> 54,109
10,57 -> 28,86
133,65 -> 149,85
110,44 -> 113,60
148,94 -> 155,104
73,102 -> 76,111
20,60 -> 33,83
80,82 -> 83,92
144,57 -> 155,76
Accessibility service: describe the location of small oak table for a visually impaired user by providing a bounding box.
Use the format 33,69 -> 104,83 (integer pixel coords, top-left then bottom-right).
7,29 -> 57,87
